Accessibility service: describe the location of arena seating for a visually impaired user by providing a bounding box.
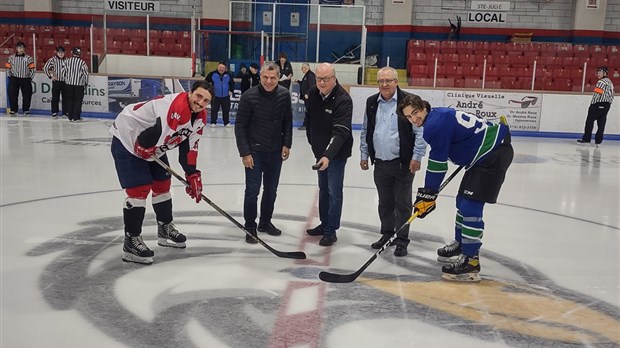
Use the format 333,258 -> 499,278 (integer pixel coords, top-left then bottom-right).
407,39 -> 620,92
0,24 -> 192,71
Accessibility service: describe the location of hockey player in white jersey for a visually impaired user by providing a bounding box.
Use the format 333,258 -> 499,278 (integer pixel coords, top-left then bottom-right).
110,81 -> 214,264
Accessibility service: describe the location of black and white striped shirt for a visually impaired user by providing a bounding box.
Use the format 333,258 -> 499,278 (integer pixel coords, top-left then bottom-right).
43,55 -> 66,81
591,77 -> 614,104
62,57 -> 89,86
4,53 -> 35,79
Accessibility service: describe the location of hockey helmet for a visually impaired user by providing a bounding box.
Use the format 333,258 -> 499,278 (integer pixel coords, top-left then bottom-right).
56,46 -> 66,52
72,47 -> 82,56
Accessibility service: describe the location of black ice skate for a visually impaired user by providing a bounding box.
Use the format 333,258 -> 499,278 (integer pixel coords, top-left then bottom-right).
122,234 -> 154,264
157,222 -> 187,248
437,240 -> 462,263
441,254 -> 481,282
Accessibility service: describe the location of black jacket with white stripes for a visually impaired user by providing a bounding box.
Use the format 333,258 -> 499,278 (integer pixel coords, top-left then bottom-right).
5,53 -> 35,79
43,55 -> 66,81
62,57 -> 89,86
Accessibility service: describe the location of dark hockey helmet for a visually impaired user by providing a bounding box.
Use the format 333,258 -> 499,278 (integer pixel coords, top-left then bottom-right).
56,46 -> 66,52
15,41 -> 25,48
596,66 -> 608,74
72,47 -> 82,56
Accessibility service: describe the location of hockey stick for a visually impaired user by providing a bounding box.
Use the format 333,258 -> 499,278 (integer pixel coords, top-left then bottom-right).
152,156 -> 306,260
319,165 -> 464,283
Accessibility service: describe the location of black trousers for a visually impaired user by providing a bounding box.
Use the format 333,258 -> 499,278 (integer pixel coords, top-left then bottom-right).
210,96 -> 231,125
51,80 -> 67,115
64,84 -> 85,120
8,76 -> 32,113
373,159 -> 414,247
581,102 -> 611,144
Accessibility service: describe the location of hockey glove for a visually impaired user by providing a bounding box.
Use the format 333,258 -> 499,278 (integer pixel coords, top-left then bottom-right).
134,141 -> 157,160
185,171 -> 203,203
414,187 -> 438,219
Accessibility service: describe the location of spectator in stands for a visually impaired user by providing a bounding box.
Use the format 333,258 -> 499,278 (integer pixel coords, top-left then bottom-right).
248,63 -> 260,88
577,66 -> 615,147
360,67 -> 427,257
304,63 -> 353,247
43,46 -> 67,119
62,47 -> 89,122
234,61 -> 293,244
5,41 -> 35,116
277,52 -> 293,90
205,61 -> 234,127
239,63 -> 251,94
297,62 -> 316,130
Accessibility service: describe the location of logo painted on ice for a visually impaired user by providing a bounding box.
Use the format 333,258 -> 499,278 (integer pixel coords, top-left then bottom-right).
28,212 -> 620,347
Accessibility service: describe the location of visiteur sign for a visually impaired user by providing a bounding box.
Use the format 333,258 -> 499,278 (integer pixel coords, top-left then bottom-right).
105,0 -> 160,12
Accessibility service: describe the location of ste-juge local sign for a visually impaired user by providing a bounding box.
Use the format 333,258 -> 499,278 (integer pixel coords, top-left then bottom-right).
468,1 -> 509,23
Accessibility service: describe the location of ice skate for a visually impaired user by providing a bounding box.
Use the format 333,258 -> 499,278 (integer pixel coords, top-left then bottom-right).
437,239 -> 462,263
122,234 -> 154,264
157,222 -> 187,248
441,254 -> 481,282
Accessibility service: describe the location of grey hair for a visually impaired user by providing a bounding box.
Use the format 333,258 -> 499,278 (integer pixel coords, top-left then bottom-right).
261,61 -> 281,77
377,66 -> 398,81
302,62 -> 310,69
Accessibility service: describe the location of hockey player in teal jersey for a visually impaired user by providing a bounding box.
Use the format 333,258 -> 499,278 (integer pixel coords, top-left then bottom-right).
398,95 -> 513,282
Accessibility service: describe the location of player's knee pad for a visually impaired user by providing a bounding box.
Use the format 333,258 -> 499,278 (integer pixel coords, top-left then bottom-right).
124,184 -> 151,209
152,179 -> 172,204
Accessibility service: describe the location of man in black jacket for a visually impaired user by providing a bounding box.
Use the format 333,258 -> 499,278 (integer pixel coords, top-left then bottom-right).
234,61 -> 293,243
360,67 -> 427,257
297,63 -> 316,130
305,63 -> 353,246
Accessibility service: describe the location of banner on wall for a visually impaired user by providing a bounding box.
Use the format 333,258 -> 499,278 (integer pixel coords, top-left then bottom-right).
108,77 -> 169,114
444,90 -> 541,131
0,71 -> 6,109
29,74 -> 108,113
349,87 -> 445,125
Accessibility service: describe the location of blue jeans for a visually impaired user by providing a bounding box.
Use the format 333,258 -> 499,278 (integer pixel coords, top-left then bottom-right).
317,159 -> 347,235
243,150 -> 283,229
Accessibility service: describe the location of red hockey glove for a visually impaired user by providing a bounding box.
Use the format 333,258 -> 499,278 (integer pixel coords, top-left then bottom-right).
185,171 -> 203,203
134,142 -> 157,160
413,187 -> 438,219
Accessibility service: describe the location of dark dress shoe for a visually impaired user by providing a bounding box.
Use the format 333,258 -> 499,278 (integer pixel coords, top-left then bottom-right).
306,224 -> 324,236
394,245 -> 408,257
319,233 -> 337,246
371,234 -> 393,249
257,222 -> 282,236
245,228 -> 258,244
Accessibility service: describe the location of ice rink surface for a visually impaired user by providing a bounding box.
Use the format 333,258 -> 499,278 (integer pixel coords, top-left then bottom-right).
1,116 -> 619,347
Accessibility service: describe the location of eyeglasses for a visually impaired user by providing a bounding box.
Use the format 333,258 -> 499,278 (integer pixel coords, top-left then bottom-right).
316,75 -> 335,83
377,78 -> 396,85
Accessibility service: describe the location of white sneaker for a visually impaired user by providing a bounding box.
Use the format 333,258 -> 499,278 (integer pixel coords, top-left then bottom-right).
225,123 -> 233,128
210,124 -> 216,128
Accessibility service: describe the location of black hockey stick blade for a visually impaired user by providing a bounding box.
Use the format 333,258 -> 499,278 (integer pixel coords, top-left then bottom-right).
318,214 -> 413,283
319,166 -> 464,283
151,156 -> 306,259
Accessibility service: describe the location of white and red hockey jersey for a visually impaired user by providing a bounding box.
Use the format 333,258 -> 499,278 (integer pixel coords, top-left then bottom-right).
110,92 -> 207,166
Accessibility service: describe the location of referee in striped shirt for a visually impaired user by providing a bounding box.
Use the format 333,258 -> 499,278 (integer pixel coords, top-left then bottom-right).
43,46 -> 67,119
4,41 -> 35,116
61,47 -> 89,122
577,66 -> 615,146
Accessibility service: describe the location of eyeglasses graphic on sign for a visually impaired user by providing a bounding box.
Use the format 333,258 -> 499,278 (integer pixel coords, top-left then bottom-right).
509,96 -> 538,108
